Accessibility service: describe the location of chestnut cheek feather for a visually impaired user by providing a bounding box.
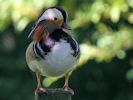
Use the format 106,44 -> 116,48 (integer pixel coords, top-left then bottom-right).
43,32 -> 49,40
32,19 -> 63,41
33,25 -> 44,41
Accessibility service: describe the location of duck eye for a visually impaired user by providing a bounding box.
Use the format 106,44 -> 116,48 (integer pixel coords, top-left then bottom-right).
54,17 -> 57,20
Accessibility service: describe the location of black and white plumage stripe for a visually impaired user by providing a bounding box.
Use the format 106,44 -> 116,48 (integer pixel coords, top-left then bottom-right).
71,38 -> 80,58
33,42 -> 46,58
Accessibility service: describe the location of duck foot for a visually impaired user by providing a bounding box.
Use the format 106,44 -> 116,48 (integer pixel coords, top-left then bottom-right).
35,87 -> 47,97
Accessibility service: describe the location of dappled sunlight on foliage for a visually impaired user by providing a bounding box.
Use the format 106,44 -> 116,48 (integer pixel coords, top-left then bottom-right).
0,0 -> 133,100
0,0 -> 57,32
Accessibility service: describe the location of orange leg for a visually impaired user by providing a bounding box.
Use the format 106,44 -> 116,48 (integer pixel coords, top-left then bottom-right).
35,72 -> 46,95
63,73 -> 69,89
63,73 -> 74,95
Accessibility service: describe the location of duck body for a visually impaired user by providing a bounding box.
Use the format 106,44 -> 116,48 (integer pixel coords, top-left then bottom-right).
26,29 -> 80,77
26,7 -> 80,95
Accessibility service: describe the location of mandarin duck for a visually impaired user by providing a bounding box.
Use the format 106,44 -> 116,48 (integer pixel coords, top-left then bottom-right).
26,7 -> 80,95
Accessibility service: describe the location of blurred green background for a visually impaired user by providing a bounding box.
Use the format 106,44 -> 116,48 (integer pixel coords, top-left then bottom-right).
0,0 -> 133,100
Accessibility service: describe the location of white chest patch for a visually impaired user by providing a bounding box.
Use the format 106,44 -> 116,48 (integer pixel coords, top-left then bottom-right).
29,39 -> 77,77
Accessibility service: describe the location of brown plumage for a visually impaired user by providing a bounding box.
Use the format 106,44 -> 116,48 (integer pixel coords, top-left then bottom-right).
33,22 -> 46,41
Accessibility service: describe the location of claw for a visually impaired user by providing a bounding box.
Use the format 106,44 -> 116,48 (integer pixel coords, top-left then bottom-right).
35,87 -> 47,96
63,87 -> 74,95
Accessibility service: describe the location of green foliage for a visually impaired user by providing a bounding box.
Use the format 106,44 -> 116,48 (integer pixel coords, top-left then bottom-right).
0,0 -> 133,100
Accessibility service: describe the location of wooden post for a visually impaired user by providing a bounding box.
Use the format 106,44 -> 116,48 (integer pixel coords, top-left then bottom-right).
35,88 -> 74,100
